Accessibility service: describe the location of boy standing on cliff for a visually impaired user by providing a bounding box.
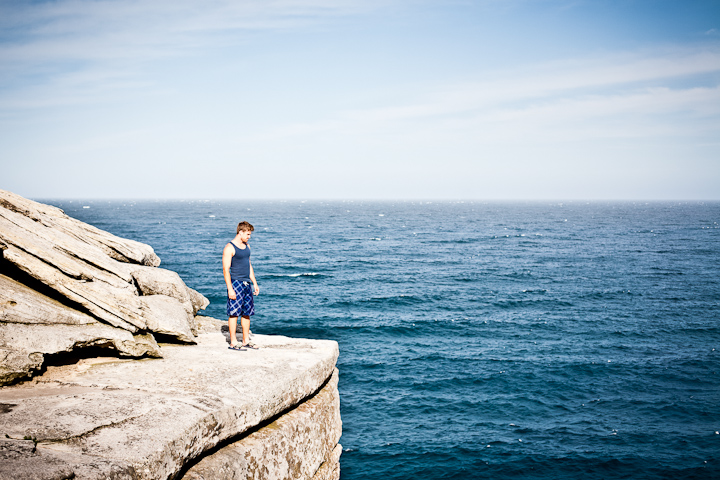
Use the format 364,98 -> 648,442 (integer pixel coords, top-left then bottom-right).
222,221 -> 260,350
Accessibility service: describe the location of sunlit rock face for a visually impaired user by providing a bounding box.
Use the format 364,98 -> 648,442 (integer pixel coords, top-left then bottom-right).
0,191 -> 342,480
0,327 -> 340,480
184,369 -> 342,480
0,189 -> 208,385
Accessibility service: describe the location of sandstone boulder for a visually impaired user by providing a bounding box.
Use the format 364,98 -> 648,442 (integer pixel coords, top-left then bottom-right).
0,273 -> 161,384
187,287 -> 211,315
140,295 -> 195,343
0,190 -> 209,385
132,264 -> 209,317
0,190 -> 159,267
0,273 -> 96,326
0,217 -> 145,332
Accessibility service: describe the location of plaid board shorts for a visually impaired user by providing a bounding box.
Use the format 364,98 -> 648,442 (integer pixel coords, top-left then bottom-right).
226,279 -> 255,317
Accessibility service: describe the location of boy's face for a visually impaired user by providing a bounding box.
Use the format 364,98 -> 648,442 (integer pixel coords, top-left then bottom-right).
238,229 -> 252,242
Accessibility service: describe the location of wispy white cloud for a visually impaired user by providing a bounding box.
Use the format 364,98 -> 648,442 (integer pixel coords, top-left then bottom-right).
0,0 -> 400,110
0,0 -> 393,63
236,46 -> 720,146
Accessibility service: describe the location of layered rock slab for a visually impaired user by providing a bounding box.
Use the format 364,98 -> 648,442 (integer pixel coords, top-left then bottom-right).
0,191 -> 159,267
0,191 -> 155,331
0,331 -> 340,480
0,190 -> 210,384
184,369 -> 341,480
0,273 -> 161,385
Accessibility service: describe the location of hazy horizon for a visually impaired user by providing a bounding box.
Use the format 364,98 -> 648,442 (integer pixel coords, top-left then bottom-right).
31,196 -> 720,203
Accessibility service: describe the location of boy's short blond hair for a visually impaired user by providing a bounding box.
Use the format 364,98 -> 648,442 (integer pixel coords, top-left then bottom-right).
237,222 -> 255,233
236,221 -> 254,234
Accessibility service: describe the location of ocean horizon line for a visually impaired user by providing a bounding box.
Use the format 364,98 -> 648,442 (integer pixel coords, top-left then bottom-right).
30,196 -> 720,204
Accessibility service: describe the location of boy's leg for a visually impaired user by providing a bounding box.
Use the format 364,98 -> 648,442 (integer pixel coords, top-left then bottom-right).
228,316 -> 239,346
241,315 -> 250,345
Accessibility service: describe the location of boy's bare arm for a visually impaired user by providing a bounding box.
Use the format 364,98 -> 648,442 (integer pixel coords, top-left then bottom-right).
249,261 -> 259,295
222,243 -> 236,300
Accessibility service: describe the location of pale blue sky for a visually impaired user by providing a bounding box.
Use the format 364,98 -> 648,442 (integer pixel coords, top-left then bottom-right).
1,0 -> 719,200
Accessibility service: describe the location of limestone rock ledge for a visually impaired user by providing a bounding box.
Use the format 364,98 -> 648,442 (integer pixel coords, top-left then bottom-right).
0,328 -> 341,480
184,369 -> 341,480
0,189 -> 210,385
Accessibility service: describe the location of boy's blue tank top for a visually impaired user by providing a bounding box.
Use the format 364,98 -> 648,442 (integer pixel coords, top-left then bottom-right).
229,242 -> 251,282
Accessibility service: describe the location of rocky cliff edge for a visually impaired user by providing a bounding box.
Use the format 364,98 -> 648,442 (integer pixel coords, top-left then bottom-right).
0,191 -> 342,479
0,319 -> 340,480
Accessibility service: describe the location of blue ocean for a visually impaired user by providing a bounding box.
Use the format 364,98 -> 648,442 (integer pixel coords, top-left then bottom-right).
44,199 -> 720,479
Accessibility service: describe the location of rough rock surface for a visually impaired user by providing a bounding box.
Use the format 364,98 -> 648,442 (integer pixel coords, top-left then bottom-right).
140,295 -> 196,343
0,191 -> 159,267
311,445 -> 342,480
131,265 -> 209,318
0,438 -> 75,480
184,369 -> 342,480
0,190 -> 209,384
0,273 -> 162,384
0,330 -> 340,480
